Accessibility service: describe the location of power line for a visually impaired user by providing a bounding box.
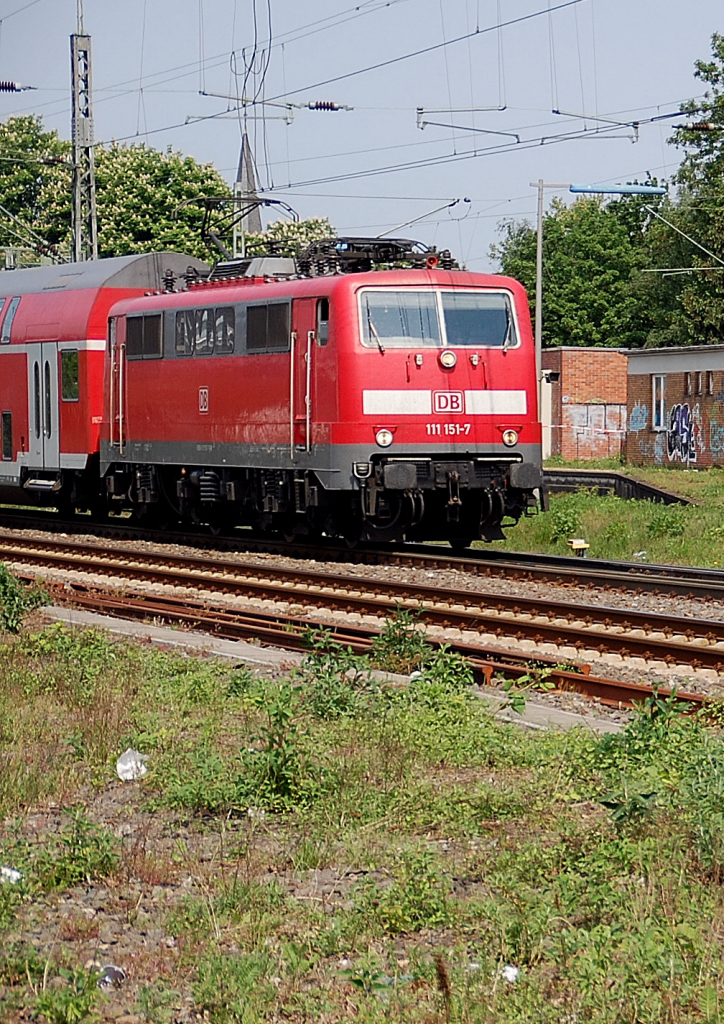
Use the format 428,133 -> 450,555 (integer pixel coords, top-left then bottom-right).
262,0 -> 587,105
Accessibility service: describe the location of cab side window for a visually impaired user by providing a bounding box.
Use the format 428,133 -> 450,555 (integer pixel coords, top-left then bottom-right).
317,297 -> 329,346
0,297 -> 20,344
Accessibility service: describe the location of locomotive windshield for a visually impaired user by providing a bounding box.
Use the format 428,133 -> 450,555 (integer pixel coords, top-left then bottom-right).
360,289 -> 517,349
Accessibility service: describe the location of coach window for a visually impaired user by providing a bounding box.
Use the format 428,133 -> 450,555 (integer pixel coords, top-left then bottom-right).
247,303 -> 291,352
194,309 -> 213,356
316,298 -> 329,346
127,314 -> 163,360
2,412 -> 11,461
0,297 -> 20,344
652,374 -> 666,430
214,307 -> 235,354
61,350 -> 79,402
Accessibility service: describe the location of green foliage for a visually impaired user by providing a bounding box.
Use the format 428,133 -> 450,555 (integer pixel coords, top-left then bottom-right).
244,216 -> 334,258
34,967 -> 99,1024
35,811 -> 119,890
192,951 -> 274,1022
352,849 -> 451,934
0,563 -> 45,633
370,606 -> 430,673
647,503 -> 687,537
299,627 -> 381,719
491,195 -> 654,348
549,503 -> 581,542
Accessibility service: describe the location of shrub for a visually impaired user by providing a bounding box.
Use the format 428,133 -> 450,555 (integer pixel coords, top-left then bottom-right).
0,563 -> 46,633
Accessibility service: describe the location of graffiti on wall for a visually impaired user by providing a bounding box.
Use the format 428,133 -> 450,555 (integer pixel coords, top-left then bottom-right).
629,402 -> 648,433
667,403 -> 704,463
710,420 -> 724,455
654,432 -> 666,465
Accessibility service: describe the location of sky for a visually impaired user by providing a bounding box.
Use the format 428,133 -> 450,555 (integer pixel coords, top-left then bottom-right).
0,0 -> 720,269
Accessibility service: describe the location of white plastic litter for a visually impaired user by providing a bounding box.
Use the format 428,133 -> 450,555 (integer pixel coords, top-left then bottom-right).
97,965 -> 126,990
116,748 -> 148,782
0,865 -> 22,884
501,965 -> 519,984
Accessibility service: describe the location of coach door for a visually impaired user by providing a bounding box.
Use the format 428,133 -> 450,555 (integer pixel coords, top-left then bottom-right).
27,343 -> 60,469
291,299 -> 316,454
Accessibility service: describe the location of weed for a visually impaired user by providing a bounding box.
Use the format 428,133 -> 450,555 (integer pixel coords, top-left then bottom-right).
353,849 -> 452,934
370,606 -> 430,674
299,626 -> 379,719
136,983 -> 179,1024
34,966 -> 99,1024
0,563 -> 45,633
192,951 -> 274,1021
35,811 -> 119,890
647,503 -> 687,538
549,504 -> 581,542
241,684 -> 307,810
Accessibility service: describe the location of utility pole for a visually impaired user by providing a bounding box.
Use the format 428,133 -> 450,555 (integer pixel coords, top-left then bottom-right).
70,0 -> 98,261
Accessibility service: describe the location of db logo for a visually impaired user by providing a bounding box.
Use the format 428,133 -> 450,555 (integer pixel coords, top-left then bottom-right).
433,390 -> 463,414
198,387 -> 209,414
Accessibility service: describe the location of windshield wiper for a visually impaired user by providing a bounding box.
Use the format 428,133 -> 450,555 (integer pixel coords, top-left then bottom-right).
367,311 -> 385,354
502,307 -> 512,353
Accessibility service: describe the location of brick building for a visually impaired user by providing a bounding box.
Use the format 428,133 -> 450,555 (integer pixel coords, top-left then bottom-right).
625,346 -> 724,468
541,347 -> 628,460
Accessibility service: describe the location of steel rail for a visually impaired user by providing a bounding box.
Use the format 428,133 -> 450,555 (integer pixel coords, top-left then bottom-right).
39,578 -> 710,712
3,531 -> 724,672
0,508 -> 723,600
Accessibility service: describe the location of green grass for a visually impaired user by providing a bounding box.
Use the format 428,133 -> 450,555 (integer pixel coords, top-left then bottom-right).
488,463 -> 724,567
2,612 -> 724,1020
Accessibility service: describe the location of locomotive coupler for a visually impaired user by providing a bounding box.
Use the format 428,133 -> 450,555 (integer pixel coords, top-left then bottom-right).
446,469 -> 462,523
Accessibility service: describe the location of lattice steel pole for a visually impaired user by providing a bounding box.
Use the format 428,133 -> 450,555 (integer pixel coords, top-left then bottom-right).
70,0 -> 98,261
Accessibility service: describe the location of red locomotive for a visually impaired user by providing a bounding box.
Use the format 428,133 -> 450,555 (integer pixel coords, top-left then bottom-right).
0,239 -> 542,546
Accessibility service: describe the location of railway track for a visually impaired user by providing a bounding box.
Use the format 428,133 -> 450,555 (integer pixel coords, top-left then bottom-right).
3,530 -> 724,673
1,507 -> 723,600
40,579 -> 709,713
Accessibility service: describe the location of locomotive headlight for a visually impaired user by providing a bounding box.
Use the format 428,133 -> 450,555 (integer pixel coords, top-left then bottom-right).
375,428 -> 394,448
502,429 -> 518,447
439,350 -> 457,369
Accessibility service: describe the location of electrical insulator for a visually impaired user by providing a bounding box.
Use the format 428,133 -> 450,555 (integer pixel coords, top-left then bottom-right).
0,81 -> 31,92
306,101 -> 352,112
690,122 -> 719,131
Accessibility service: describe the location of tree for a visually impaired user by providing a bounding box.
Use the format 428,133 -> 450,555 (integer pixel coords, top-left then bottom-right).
244,216 -> 335,257
665,33 -> 724,344
0,115 -> 333,264
491,196 -> 650,348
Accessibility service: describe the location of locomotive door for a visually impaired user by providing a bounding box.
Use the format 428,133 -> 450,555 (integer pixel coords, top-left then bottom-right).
26,343 -> 60,469
291,299 -> 316,453
108,318 -> 126,453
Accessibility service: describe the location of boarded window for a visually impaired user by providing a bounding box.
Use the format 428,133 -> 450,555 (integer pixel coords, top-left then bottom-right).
652,375 -> 666,430
126,314 -> 163,360
60,350 -> 79,401
707,370 -> 715,395
0,297 -> 20,344
247,303 -> 290,352
2,412 -> 11,461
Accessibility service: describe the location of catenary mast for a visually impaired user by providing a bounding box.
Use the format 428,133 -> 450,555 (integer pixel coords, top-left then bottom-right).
70,0 -> 98,261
